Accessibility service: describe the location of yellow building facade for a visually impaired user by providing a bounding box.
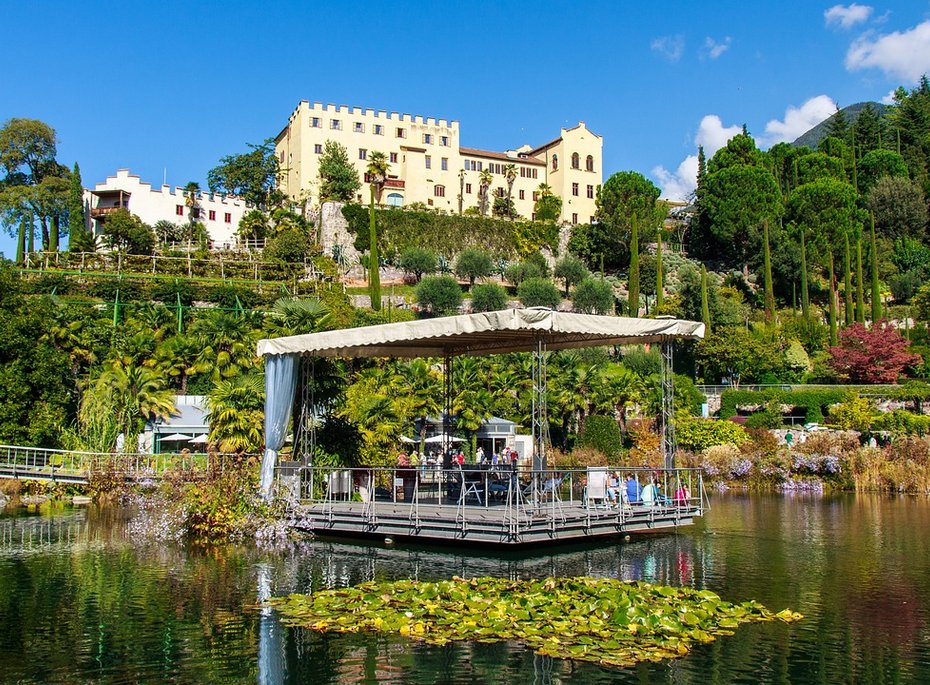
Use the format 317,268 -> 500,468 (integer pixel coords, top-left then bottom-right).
275,102 -> 602,225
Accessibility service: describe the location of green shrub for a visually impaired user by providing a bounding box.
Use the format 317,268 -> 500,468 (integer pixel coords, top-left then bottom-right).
150,279 -> 198,307
454,248 -> 494,287
28,273 -> 71,295
398,247 -> 437,282
518,277 -> 561,308
264,229 -> 310,264
745,410 -> 783,429
88,279 -> 143,302
572,277 -> 614,314
471,283 -> 509,312
416,275 -> 463,316
208,284 -> 260,310
719,388 -> 851,422
677,418 -> 748,452
505,260 -> 544,286
872,410 -> 930,436
575,415 -> 623,460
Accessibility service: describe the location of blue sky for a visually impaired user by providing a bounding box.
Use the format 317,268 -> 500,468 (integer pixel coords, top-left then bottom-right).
2,1 -> 930,257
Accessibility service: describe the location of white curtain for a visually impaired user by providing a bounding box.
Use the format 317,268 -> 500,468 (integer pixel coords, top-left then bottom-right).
259,353 -> 299,500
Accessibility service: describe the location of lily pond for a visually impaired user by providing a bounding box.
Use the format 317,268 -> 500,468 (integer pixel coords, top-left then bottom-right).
1,492 -> 929,683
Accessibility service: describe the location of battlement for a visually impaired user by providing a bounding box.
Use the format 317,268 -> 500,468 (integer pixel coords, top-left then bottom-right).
93,169 -> 249,207
292,100 -> 457,129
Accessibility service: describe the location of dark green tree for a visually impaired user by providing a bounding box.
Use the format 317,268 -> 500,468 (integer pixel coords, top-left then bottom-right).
572,277 -> 614,314
207,140 -> 284,209
67,162 -> 93,252
701,265 -> 711,333
553,253 -> 589,296
856,238 -> 865,323
628,217 -> 639,316
867,177 -> 928,240
318,140 -> 361,202
655,229 -> 664,310
828,252 -> 838,345
844,233 -> 853,326
871,213 -> 881,322
399,247 -> 437,282
454,248 -> 493,288
416,275 -> 462,316
763,219 -> 775,322
800,227 -> 810,319
470,283 -> 508,312
518,277 -> 561,309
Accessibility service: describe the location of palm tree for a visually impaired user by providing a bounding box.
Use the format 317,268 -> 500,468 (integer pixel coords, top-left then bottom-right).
184,182 -> 201,241
504,164 -> 517,219
207,371 -> 264,453
191,311 -> 257,383
398,359 -> 443,453
366,151 -> 390,311
152,334 -> 201,394
457,169 -> 465,215
263,297 -> 331,338
83,365 -> 176,442
478,169 -> 493,216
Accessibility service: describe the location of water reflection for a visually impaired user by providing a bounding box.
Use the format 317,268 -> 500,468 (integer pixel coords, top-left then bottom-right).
0,494 -> 929,683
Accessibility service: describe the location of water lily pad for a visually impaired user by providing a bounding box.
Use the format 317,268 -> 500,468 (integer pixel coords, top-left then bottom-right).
269,576 -> 802,669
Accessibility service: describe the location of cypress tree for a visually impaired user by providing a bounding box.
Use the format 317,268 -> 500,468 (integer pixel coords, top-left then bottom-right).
800,229 -> 810,319
856,239 -> 865,323
16,217 -> 26,264
49,215 -> 59,252
828,253 -> 838,346
851,148 -> 858,191
870,213 -> 881,323
368,184 -> 381,311
763,219 -> 775,322
68,162 -> 90,252
628,216 -> 639,317
656,229 -> 664,310
27,213 -> 34,254
700,265 -> 711,333
843,233 -> 853,325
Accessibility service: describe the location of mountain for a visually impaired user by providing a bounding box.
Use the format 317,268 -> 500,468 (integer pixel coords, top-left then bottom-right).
791,101 -> 889,149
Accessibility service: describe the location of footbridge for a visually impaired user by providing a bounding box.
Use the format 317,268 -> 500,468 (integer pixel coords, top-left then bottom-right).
0,444 -> 219,485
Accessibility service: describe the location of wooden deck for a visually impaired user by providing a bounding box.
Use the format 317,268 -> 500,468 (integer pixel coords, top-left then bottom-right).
296,499 -> 703,546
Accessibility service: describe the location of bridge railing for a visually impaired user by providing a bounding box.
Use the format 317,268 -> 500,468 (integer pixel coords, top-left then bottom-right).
0,444 -> 238,480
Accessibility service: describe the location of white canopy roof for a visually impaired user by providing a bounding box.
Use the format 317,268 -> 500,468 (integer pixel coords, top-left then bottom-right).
257,308 -> 704,359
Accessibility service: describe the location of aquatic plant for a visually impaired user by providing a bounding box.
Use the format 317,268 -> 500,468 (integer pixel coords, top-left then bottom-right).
270,576 -> 802,669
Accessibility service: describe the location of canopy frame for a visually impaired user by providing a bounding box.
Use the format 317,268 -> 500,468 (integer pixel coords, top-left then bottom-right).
258,309 -> 704,500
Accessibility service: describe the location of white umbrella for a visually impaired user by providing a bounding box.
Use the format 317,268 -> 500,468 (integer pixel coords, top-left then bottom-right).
160,432 -> 193,441
423,434 -> 465,444
189,434 -> 210,444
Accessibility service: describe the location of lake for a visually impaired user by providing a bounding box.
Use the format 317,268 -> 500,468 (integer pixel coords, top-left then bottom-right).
0,492 -> 928,683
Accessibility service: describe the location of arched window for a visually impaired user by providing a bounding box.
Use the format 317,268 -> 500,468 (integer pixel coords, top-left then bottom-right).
552,154 -> 559,171
434,185 -> 445,197
586,155 -> 594,172
386,192 -> 404,207
571,152 -> 580,169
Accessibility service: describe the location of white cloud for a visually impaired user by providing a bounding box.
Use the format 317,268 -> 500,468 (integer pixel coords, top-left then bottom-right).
653,116 -> 742,201
881,88 -> 898,104
825,4 -> 874,29
761,95 -> 838,146
702,36 -> 732,59
845,20 -> 930,83
650,35 -> 685,62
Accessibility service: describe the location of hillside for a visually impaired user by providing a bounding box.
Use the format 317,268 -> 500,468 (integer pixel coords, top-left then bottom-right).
791,101 -> 889,149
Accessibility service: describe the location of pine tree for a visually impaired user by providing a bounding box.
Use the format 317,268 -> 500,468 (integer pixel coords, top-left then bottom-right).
843,233 -> 853,326
826,107 -> 851,142
763,220 -> 775,322
828,253 -> 838,346
800,229 -> 810,319
627,216 -> 640,317
856,239 -> 865,323
871,212 -> 881,323
655,228 -> 664,310
700,266 -> 711,333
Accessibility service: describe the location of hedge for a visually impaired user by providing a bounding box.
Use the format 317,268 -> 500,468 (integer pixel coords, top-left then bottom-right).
719,388 -> 852,423
677,418 -> 748,452
342,204 -> 558,259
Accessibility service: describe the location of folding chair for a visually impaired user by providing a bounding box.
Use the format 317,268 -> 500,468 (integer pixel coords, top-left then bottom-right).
585,467 -> 608,509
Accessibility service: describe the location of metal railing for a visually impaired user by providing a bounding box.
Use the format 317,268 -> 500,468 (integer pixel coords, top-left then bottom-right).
274,463 -> 705,539
697,383 -> 901,398
0,444 -> 232,482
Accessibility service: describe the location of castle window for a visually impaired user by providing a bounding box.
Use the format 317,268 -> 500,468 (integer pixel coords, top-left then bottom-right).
552,154 -> 558,171
440,136 -> 449,146
396,127 -> 406,138
209,210 -> 216,221
423,133 -> 433,144
389,152 -> 398,163
311,117 -> 321,128
314,144 -> 323,154
331,119 -> 341,130
519,190 -> 525,200
359,149 -> 367,160
587,184 -> 594,199
466,183 -> 472,193
441,157 -> 448,171
425,155 -> 431,169
571,152 -> 580,169
225,213 -> 232,223
572,213 -> 578,224
374,124 -> 384,135
434,185 -> 445,197
572,182 -> 579,196
354,122 -> 364,133
586,155 -> 594,172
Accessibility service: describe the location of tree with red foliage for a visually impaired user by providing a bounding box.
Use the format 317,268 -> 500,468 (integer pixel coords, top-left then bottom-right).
828,321 -> 920,383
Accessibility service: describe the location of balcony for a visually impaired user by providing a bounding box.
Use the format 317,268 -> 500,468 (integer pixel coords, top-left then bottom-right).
364,174 -> 405,189
90,206 -> 125,219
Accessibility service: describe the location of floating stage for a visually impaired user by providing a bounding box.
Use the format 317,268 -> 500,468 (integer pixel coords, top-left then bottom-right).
286,466 -> 705,547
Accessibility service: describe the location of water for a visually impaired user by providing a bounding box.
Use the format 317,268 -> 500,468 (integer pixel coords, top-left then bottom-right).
1,493 -> 929,683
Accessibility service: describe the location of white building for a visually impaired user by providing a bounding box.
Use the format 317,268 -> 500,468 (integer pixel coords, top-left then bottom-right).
84,169 -> 252,249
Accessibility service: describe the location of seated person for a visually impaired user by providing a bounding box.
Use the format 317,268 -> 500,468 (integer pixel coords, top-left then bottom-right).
606,471 -> 621,504
641,479 -> 658,506
625,474 -> 642,504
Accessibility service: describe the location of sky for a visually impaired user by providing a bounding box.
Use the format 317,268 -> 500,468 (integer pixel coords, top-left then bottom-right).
2,0 -> 930,258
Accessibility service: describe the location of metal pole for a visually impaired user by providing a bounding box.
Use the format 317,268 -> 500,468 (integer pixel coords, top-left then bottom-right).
660,339 -> 677,469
